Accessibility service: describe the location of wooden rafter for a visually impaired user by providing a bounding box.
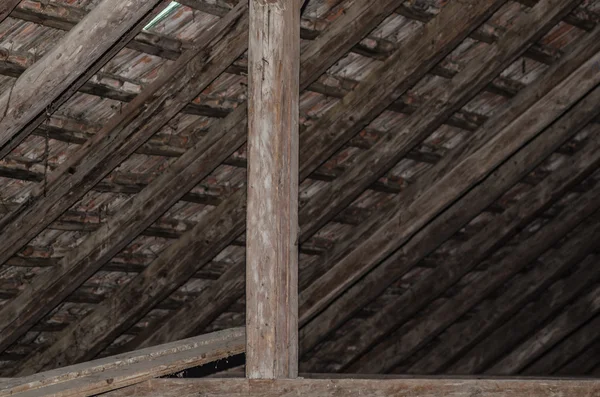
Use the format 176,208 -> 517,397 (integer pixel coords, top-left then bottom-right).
489,280 -> 600,374
305,130 -> 600,372
299,84 -> 600,356
524,306 -> 600,375
6,0 -> 407,369
348,191 -> 600,373
0,1 -> 250,354
296,29 -> 600,366
105,0 -> 507,351
0,0 -> 167,159
298,0 -> 582,242
410,243 -> 600,374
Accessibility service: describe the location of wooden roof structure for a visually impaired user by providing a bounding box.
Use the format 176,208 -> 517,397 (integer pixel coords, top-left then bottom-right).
0,0 -> 600,383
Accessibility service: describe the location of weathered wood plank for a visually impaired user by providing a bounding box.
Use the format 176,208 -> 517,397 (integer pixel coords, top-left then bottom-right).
0,2 -> 250,354
297,30 -> 600,340
299,0 -> 581,245
488,282 -> 600,375
2,328 -> 244,395
306,133 -> 600,373
0,0 -> 20,24
350,202 -> 600,374
8,0 -> 403,370
409,251 -> 600,374
524,311 -> 600,375
299,44 -> 600,370
109,0 -> 506,352
556,337 -> 600,375
298,84 -> 600,357
298,0 -> 506,181
10,0 -> 182,61
246,0 -> 300,379
0,0 -> 165,157
102,377 -> 600,397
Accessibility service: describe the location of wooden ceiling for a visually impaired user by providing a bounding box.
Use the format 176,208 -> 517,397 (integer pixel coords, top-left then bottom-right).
0,0 -> 599,377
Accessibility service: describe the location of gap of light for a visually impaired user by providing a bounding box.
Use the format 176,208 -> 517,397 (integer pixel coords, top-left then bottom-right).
144,2 -> 181,30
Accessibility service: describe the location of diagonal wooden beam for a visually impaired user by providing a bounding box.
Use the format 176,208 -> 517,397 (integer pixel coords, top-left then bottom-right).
446,255 -> 600,373
0,0 -> 20,24
124,21 -> 600,353
108,0 -> 507,352
0,1 -> 249,265
299,53 -> 600,372
0,1 -> 250,354
297,29 -> 600,337
305,135 -> 600,373
3,328 -> 244,392
524,310 -> 600,375
488,280 -> 600,375
0,0 -> 167,158
298,85 -> 600,357
349,205 -> 600,374
408,251 -> 600,375
556,336 -> 600,375
7,0 -> 410,370
298,0 -> 584,249
9,0 -> 182,61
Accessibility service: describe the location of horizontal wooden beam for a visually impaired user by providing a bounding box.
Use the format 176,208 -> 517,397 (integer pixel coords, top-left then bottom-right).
102,377 -> 600,397
2,328 -> 244,394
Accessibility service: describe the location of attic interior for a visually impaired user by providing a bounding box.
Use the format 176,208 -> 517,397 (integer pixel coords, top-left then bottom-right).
0,0 -> 599,383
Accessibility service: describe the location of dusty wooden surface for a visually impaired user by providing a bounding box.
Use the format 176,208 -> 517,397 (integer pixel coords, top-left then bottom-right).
246,0 -> 300,379
103,377 -> 600,397
2,328 -> 244,396
0,0 -> 164,156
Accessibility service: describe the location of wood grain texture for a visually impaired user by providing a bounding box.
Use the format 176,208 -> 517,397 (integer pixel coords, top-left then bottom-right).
10,0 -> 402,371
410,250 -> 600,374
298,0 -> 581,241
73,0 -> 410,357
0,0 -> 20,24
525,312 -> 600,375
0,2 -> 250,356
102,378 -> 600,397
351,203 -> 600,374
117,0 -> 506,353
246,0 -> 300,379
4,328 -> 244,394
300,43 -> 600,370
298,85 -> 600,358
298,33 -> 600,355
0,0 -> 164,156
488,282 -> 600,375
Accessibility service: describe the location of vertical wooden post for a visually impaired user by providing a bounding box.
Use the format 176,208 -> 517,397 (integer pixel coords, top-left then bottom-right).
246,0 -> 300,380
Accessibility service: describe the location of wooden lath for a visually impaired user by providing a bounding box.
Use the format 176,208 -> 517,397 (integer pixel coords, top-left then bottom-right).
300,84 -> 600,360
99,0 -> 510,351
301,45 -> 600,371
2,0 -> 413,370
119,11 -> 600,358
0,0 -> 168,159
0,0 -> 599,378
